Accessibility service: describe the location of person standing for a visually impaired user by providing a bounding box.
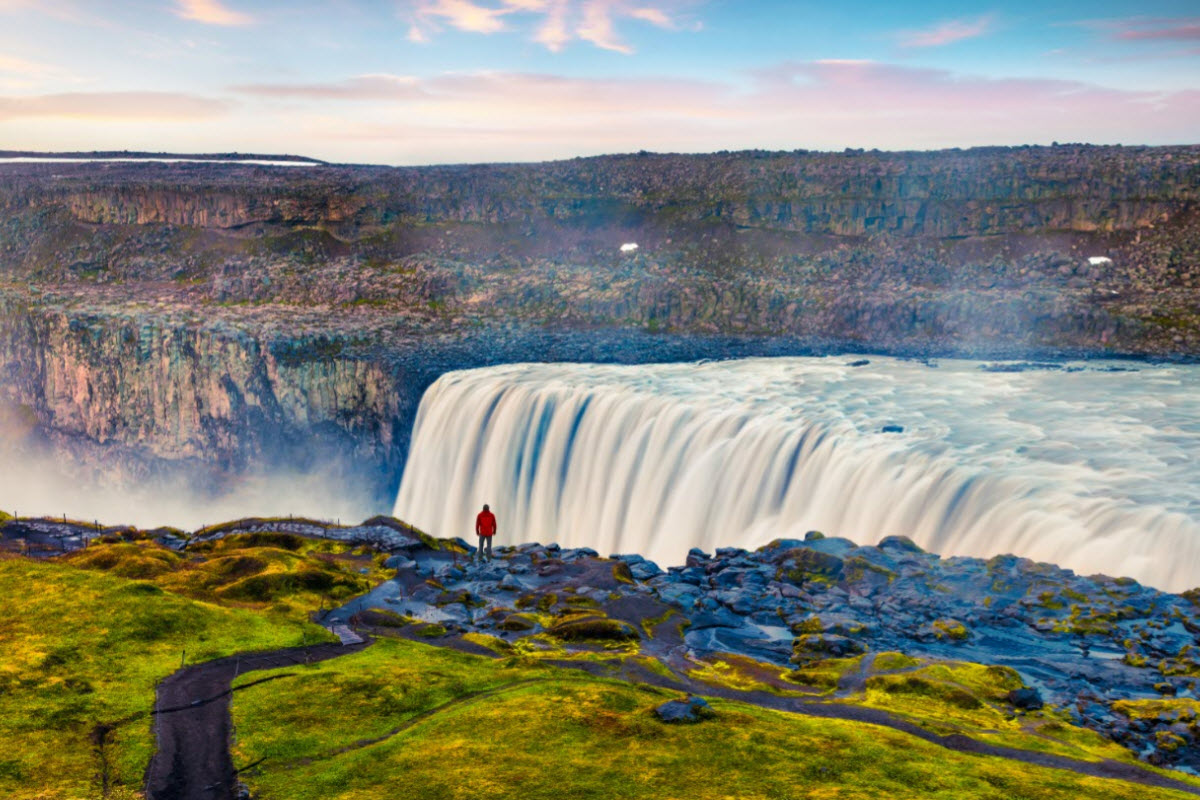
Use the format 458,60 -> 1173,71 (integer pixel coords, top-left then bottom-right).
475,503 -> 497,562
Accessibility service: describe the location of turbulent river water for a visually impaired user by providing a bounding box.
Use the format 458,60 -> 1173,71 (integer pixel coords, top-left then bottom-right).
394,356 -> 1200,593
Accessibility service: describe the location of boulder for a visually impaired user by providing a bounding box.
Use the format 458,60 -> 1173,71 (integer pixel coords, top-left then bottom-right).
877,535 -> 924,554
630,560 -> 663,581
498,573 -> 525,591
690,607 -> 746,630
655,696 -> 713,723
791,633 -> 865,662
384,554 -> 417,571
1007,687 -> 1044,710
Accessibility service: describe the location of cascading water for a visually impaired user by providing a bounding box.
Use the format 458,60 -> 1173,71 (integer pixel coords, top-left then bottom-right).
394,356 -> 1200,592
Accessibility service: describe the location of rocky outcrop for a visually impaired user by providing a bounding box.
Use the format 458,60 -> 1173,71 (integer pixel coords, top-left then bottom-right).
308,523 -> 1200,771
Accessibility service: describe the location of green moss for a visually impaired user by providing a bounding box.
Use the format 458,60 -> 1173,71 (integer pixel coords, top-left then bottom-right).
1156,731 -> 1186,752
791,616 -> 825,635
780,548 -> 843,584
867,674 -> 983,710
931,619 -> 970,641
611,561 -> 635,584
841,556 -> 897,585
1113,698 -> 1199,721
0,555 -> 322,800
230,639 -> 1189,800
547,617 -> 639,642
873,652 -> 921,672
67,537 -> 390,626
639,608 -> 677,639
499,614 -> 538,632
415,623 -> 448,638
356,609 -> 416,628
461,632 -> 515,654
687,654 -> 798,694
1038,590 -> 1065,610
786,655 -> 864,691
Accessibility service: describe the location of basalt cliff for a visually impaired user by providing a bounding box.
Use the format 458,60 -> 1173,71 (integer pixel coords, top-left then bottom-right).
1,145 -> 1198,511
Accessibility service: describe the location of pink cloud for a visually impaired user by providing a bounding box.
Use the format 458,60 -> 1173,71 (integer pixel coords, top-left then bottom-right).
225,61 -> 1200,164
0,91 -> 229,121
415,0 -> 511,34
0,54 -> 61,77
534,0 -> 571,51
898,15 -> 994,48
407,0 -> 684,53
233,74 -> 424,101
1110,18 -> 1200,41
174,0 -> 253,26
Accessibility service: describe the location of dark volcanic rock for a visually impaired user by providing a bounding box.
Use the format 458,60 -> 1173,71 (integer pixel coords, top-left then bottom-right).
1008,687 -> 1045,710
655,696 -> 714,724
306,524 -> 1200,773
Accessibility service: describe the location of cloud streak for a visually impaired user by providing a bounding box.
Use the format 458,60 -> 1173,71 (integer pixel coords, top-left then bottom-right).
1107,17 -> 1200,42
220,61 -> 1200,163
898,15 -> 994,48
233,74 -> 424,101
407,0 -> 683,53
0,91 -> 229,121
174,0 -> 253,26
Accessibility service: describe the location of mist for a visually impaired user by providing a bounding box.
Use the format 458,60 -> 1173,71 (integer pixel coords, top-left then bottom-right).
0,434 -> 381,532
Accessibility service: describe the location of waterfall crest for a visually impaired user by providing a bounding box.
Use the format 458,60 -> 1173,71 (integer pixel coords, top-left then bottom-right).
395,357 -> 1200,592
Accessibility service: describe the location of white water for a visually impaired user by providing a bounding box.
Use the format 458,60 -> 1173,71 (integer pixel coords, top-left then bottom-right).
394,356 -> 1200,592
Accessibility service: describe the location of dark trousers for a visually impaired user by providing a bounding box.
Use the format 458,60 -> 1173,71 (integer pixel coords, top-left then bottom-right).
477,535 -> 493,560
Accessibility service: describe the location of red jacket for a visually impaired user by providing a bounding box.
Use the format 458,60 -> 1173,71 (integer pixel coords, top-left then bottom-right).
476,510 -> 497,537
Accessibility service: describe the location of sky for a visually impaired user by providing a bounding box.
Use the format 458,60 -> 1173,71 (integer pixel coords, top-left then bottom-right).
1,0 -> 1198,164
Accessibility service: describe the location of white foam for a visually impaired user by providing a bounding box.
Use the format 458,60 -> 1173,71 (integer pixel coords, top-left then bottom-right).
395,356 -> 1200,592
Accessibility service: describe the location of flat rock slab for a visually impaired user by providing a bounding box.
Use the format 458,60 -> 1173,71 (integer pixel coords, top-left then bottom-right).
329,624 -> 366,645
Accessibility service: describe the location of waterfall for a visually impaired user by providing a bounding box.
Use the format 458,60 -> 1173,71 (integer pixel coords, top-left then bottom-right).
394,356 -> 1200,593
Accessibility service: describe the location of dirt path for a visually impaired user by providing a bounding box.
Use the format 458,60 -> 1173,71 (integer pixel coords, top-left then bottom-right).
383,628 -> 1200,799
144,639 -> 370,800
145,622 -> 1200,800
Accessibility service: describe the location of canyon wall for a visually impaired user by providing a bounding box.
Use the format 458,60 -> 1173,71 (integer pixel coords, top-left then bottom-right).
6,145 -> 1196,237
0,145 -> 1197,517
0,299 -> 407,503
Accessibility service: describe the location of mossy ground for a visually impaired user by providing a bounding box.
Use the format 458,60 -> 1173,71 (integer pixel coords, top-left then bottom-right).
65,532 -> 391,624
231,637 -> 1199,800
0,554 -> 327,800
8,541 -> 1200,800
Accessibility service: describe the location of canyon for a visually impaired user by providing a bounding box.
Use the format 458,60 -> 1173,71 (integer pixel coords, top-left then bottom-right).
1,145 -> 1198,515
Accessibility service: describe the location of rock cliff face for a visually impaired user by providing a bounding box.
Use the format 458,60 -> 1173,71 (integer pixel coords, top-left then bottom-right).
0,145 -> 1197,516
8,145 -> 1195,238
0,300 -> 406,502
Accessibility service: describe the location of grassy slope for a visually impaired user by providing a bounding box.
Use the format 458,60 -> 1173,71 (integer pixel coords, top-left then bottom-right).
231,639 -> 1198,800
7,537 -> 1199,799
0,555 -> 328,800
